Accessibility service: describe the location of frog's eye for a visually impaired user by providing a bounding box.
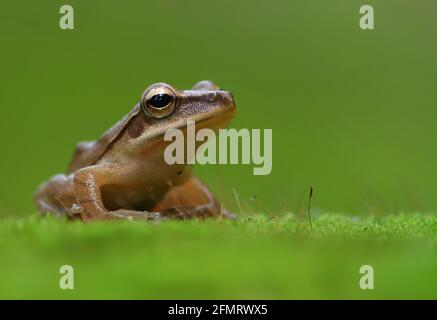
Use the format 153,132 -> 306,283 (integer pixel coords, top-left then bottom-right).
141,86 -> 176,119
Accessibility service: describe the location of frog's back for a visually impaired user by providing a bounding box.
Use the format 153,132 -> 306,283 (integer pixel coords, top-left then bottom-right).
67,105 -> 141,174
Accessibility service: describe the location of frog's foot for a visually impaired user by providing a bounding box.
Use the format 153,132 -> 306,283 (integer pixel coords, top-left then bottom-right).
110,209 -> 162,221
35,174 -> 74,218
87,207 -> 236,222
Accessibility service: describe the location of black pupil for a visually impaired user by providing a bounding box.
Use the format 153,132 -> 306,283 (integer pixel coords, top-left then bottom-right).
148,93 -> 172,109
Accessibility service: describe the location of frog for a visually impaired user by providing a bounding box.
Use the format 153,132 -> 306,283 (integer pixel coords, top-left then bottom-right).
34,80 -> 236,222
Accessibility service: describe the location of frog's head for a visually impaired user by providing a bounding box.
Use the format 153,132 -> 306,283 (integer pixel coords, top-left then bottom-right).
138,80 -> 236,140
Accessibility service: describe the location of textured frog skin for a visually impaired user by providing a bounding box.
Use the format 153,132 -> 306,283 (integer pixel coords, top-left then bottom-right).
34,81 -> 236,222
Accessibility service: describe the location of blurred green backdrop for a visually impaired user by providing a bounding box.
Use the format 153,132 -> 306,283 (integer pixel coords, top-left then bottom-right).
1,0 -> 437,217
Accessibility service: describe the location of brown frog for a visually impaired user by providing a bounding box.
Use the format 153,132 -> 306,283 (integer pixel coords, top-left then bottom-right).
35,80 -> 236,222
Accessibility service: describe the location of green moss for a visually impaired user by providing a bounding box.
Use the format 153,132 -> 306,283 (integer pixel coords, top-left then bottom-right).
0,213 -> 436,299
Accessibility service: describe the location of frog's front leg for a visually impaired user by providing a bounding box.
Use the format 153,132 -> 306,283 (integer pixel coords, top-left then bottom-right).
73,164 -> 160,222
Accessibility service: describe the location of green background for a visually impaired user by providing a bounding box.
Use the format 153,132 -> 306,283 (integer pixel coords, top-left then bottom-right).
1,0 -> 437,216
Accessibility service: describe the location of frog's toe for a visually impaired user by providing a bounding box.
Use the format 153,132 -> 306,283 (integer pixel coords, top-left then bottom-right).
221,209 -> 238,220
108,209 -> 163,221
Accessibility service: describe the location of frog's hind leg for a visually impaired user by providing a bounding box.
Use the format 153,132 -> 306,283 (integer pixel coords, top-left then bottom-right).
34,174 -> 74,218
152,176 -> 236,220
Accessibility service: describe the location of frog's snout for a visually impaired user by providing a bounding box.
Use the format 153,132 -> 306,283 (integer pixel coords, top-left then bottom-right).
178,87 -> 236,116
217,90 -> 236,109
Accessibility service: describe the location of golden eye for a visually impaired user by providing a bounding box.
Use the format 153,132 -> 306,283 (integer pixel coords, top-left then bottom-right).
141,85 -> 176,118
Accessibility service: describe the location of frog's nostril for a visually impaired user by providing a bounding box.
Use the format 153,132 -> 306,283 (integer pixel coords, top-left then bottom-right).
208,93 -> 216,102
